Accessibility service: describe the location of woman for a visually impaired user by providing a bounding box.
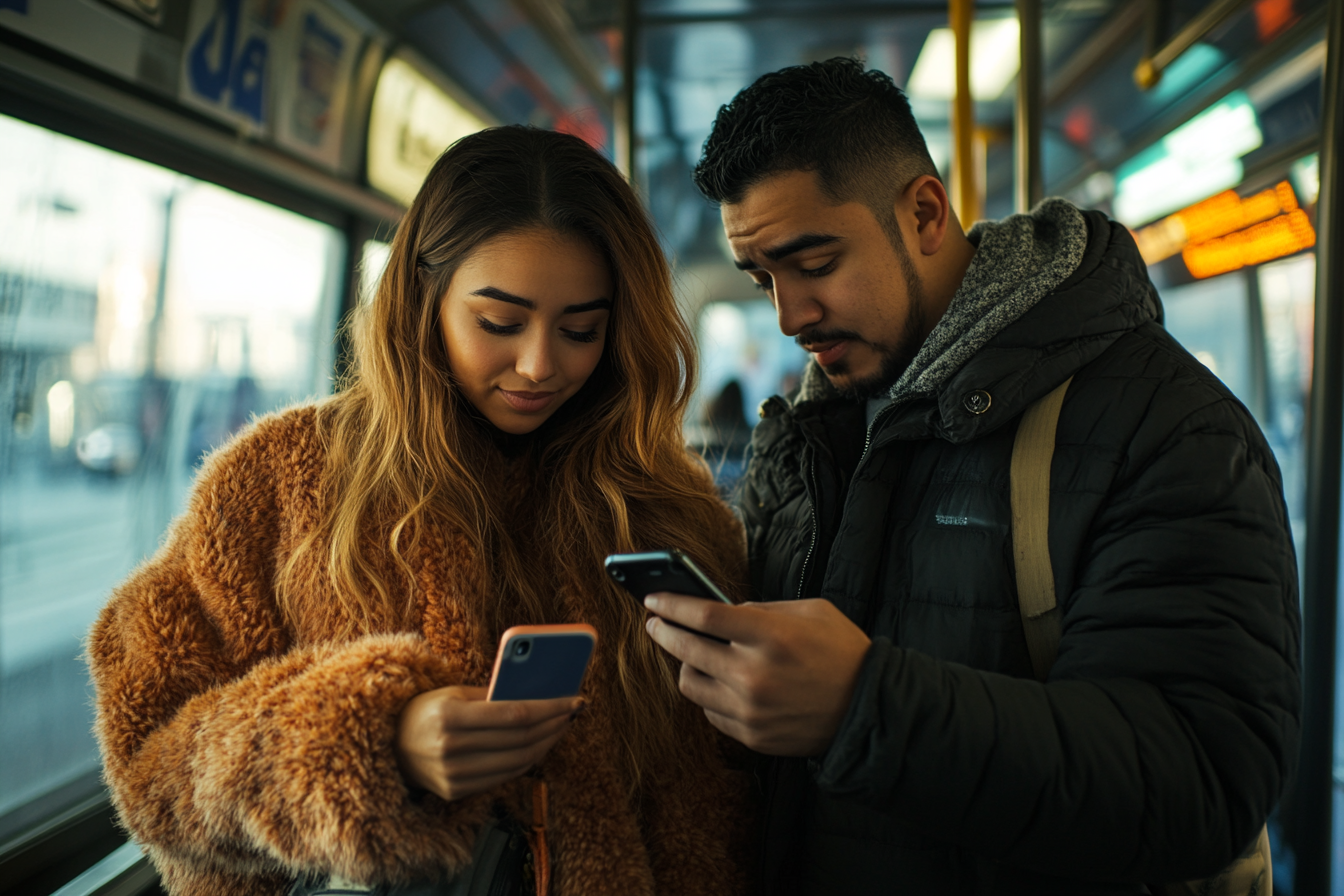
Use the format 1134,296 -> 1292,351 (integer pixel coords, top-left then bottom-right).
89,127 -> 751,896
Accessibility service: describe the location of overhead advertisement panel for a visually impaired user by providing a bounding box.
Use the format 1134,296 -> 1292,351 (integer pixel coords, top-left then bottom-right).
272,0 -> 365,171
180,0 -> 285,134
367,54 -> 489,207
180,0 -> 368,169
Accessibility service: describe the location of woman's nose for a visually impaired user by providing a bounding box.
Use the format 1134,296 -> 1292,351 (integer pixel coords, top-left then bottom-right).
515,333 -> 557,384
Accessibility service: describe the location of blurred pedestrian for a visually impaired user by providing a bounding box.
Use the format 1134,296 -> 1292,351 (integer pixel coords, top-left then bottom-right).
698,379 -> 751,494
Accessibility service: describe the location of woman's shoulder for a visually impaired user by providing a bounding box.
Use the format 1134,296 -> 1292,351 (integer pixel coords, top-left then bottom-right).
190,398 -> 336,515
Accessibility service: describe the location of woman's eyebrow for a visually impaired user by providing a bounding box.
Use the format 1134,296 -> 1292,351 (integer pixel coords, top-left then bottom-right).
471,288 -> 610,315
563,299 -> 612,314
472,286 -> 535,309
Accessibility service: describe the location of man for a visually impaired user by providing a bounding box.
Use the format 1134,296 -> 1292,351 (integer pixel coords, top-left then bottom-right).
643,58 -> 1300,893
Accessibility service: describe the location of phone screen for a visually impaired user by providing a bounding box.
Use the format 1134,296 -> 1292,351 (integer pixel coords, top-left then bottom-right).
487,625 -> 596,701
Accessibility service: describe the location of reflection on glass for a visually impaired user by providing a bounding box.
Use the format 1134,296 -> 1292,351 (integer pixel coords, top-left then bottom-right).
689,300 -> 807,493
1256,253 -> 1314,536
1162,273 -> 1255,403
0,114 -> 343,820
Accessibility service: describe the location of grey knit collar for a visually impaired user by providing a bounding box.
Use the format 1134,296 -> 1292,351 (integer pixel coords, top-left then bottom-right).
796,198 -> 1089,407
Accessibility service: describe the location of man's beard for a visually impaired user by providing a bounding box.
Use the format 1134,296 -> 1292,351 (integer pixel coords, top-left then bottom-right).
796,241 -> 928,402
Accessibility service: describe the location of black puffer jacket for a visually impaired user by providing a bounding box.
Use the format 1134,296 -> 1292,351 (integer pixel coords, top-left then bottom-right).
739,210 -> 1301,894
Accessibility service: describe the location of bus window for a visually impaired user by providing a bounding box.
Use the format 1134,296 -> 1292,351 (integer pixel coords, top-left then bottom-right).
0,113 -> 344,825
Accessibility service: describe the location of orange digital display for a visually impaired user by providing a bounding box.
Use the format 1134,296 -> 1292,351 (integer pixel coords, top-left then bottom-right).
1135,181 -> 1300,265
1183,181 -> 1297,244
1182,209 -> 1317,279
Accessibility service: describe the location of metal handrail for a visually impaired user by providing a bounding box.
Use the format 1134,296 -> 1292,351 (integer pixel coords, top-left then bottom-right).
950,0 -> 978,224
49,843 -> 156,896
1134,0 -> 1254,90
1294,0 -> 1344,888
639,1 -> 1013,26
1015,0 -> 1043,212
1045,0 -> 1146,107
616,0 -> 638,184
1049,5 -> 1327,200
512,0 -> 612,107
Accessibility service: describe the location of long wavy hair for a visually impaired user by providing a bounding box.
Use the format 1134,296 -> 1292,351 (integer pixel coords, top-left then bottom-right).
280,126 -> 739,790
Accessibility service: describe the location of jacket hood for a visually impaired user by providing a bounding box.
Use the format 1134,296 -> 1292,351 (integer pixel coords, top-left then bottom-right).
891,197 -> 1089,405
792,202 -> 1161,444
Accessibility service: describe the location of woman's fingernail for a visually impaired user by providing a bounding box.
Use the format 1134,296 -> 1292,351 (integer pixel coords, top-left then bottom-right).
644,595 -> 660,611
645,616 -> 658,634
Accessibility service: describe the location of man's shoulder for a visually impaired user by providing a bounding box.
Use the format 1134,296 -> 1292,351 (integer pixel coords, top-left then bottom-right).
1082,320 -> 1255,422
1060,321 -> 1277,492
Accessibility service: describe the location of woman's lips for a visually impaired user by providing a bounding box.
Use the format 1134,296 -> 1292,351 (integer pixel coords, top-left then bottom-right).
809,340 -> 850,367
499,388 -> 559,412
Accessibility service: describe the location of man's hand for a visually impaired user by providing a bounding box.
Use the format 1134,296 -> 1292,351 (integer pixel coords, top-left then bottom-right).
394,685 -> 582,801
644,595 -> 870,756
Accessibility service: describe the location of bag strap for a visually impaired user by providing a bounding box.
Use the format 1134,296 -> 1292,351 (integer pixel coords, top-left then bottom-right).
1008,376 -> 1276,896
1010,375 -> 1073,682
528,779 -> 551,896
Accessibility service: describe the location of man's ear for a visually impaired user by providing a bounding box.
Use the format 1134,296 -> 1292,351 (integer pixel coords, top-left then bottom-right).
898,175 -> 952,257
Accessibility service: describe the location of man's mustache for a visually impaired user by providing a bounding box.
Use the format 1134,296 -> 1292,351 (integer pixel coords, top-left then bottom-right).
795,328 -> 862,351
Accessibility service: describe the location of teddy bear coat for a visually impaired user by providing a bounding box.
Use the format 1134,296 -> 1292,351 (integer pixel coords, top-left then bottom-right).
88,405 -> 753,895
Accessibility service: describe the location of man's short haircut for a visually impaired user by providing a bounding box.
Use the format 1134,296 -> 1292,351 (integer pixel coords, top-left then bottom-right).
692,57 -> 940,229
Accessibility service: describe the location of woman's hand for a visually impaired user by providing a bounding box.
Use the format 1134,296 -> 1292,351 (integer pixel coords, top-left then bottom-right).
394,685 -> 583,801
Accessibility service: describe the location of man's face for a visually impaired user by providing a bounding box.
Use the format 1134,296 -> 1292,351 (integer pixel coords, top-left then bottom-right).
722,170 -> 927,400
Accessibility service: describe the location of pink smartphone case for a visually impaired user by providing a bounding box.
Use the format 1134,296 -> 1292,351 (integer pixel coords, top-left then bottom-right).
486,624 -> 598,701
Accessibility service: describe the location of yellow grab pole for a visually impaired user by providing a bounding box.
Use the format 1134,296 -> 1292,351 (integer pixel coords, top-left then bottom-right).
951,0 -> 979,225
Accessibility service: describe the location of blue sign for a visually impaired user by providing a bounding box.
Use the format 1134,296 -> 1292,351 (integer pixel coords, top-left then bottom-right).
182,0 -> 275,130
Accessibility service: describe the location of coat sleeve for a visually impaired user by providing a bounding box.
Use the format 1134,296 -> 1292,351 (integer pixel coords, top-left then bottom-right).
812,390 -> 1300,882
88,419 -> 492,885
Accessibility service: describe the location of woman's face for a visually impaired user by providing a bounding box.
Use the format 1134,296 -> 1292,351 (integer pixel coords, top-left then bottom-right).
439,228 -> 613,435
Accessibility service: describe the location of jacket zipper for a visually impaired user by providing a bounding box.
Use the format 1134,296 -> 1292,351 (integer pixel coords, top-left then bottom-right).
796,451 -> 820,600
860,402 -> 896,471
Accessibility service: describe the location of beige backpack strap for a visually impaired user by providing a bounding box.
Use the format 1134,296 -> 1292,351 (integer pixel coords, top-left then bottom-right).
1009,375 -> 1274,895
1010,375 -> 1073,682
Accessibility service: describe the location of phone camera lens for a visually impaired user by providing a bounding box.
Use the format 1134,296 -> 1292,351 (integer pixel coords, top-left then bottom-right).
611,569 -> 625,581
514,640 -> 531,657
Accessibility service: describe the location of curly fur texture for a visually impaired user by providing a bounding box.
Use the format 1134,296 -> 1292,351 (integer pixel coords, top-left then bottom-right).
89,406 -> 753,895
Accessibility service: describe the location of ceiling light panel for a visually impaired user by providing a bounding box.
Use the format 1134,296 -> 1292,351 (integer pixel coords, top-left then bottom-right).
907,17 -> 1021,102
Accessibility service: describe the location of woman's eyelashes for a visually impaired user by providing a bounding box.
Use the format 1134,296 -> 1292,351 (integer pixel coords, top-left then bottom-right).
475,316 -> 521,335
475,316 -> 601,344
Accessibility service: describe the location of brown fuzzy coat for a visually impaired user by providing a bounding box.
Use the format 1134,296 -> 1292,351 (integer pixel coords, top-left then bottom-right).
88,406 -> 753,895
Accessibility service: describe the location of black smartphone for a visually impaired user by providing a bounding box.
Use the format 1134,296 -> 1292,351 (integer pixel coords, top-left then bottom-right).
604,550 -> 733,642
